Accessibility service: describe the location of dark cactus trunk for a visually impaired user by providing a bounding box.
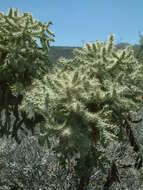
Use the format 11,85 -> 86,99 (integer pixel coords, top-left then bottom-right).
77,176 -> 90,190
103,161 -> 120,190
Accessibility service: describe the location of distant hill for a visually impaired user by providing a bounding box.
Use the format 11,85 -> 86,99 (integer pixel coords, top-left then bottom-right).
115,42 -> 130,49
49,46 -> 81,63
49,43 -> 130,63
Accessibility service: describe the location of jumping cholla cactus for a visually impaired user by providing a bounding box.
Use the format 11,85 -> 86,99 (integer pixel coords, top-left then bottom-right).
0,8 -> 54,86
24,35 -> 143,189
0,8 -> 54,139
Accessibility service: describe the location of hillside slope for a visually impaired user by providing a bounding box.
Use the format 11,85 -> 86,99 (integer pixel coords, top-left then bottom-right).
49,43 -> 130,63
49,46 -> 81,63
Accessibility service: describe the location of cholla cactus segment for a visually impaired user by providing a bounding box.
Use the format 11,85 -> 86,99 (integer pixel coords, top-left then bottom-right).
21,78 -> 49,113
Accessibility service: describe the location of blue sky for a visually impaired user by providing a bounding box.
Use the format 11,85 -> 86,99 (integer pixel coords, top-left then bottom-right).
0,0 -> 143,46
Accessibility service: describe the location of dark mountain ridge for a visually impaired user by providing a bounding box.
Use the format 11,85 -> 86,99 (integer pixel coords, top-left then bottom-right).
49,43 -> 130,63
49,46 -> 80,62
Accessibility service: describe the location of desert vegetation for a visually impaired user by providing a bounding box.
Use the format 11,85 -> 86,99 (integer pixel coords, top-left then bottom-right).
0,8 -> 143,190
